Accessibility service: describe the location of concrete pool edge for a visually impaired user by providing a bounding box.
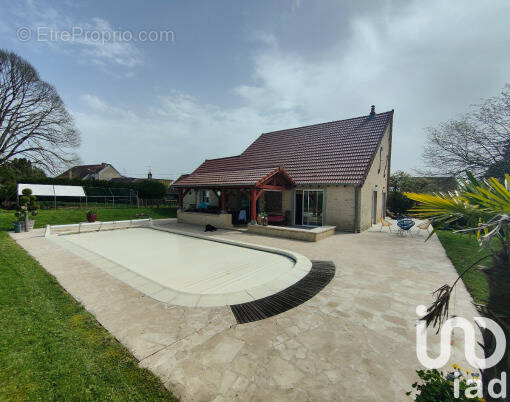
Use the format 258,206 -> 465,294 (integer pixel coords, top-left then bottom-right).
48,226 -> 313,308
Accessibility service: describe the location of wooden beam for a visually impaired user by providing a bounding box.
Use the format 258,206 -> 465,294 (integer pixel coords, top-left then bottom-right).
256,184 -> 287,191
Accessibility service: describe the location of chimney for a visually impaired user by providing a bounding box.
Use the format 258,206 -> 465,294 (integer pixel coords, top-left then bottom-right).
148,170 -> 152,180
370,105 -> 376,115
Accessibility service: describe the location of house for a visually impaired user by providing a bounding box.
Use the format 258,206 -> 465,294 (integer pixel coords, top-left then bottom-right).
58,163 -> 122,181
110,171 -> 174,188
172,106 -> 393,232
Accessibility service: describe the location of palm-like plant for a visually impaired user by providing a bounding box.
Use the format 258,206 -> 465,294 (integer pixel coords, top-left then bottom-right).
405,172 -> 510,262
404,173 -> 510,330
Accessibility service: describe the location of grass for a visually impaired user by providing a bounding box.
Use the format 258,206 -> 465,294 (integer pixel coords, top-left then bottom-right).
0,207 -> 178,400
0,206 -> 177,231
436,230 -> 490,305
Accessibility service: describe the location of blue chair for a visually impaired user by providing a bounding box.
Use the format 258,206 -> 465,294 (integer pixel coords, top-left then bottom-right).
397,218 -> 415,236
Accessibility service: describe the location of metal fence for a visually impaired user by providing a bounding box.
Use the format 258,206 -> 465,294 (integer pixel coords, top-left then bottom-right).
36,186 -> 139,209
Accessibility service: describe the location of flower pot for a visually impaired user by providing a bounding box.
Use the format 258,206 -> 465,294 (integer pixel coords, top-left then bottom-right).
13,222 -> 21,233
87,214 -> 98,223
262,216 -> 268,226
256,216 -> 263,225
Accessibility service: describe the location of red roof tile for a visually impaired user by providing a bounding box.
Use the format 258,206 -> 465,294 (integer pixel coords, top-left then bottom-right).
173,110 -> 393,187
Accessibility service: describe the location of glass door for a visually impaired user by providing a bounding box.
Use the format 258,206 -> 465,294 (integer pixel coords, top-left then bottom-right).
302,190 -> 323,226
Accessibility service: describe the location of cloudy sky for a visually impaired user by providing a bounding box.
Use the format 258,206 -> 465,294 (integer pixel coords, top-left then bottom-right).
1,0 -> 510,179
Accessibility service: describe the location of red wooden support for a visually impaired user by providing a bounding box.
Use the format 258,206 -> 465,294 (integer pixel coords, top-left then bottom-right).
178,189 -> 184,208
250,188 -> 257,222
221,189 -> 226,211
178,188 -> 191,208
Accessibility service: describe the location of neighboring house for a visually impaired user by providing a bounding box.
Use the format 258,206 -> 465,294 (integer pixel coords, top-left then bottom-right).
172,106 -> 393,232
58,163 -> 122,181
110,171 -> 174,187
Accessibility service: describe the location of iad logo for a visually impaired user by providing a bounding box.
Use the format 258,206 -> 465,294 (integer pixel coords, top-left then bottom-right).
415,305 -> 507,399
415,305 -> 506,369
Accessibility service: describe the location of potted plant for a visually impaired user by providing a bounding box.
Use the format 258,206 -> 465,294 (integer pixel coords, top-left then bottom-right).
14,188 -> 39,232
259,212 -> 268,226
86,210 -> 98,223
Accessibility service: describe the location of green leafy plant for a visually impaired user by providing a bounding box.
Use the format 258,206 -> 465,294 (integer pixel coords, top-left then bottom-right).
407,368 -> 483,401
86,210 -> 97,216
14,188 -> 38,231
135,180 -> 167,199
404,173 -> 510,260
404,173 -> 510,327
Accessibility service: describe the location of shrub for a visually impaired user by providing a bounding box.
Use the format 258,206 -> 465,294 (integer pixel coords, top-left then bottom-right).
388,191 -> 415,215
407,369 -> 482,401
135,180 -> 167,199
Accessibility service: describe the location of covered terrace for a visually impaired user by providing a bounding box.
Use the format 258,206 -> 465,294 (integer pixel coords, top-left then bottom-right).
172,166 -> 294,224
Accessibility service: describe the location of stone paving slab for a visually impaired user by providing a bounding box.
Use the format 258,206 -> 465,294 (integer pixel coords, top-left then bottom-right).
10,220 -> 483,401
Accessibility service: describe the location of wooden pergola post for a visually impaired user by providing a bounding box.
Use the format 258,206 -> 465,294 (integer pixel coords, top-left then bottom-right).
250,188 -> 257,223
249,188 -> 264,223
178,189 -> 183,208
221,189 -> 226,212
178,188 -> 191,209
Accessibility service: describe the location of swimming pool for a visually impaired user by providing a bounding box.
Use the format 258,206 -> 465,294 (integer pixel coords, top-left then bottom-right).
49,226 -> 312,307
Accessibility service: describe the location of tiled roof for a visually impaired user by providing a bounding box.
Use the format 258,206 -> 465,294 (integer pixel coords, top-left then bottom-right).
174,166 -> 280,187
58,163 -> 110,179
173,110 -> 393,187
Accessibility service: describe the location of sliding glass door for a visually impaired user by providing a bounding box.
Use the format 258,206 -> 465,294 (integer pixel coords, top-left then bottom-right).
295,189 -> 323,226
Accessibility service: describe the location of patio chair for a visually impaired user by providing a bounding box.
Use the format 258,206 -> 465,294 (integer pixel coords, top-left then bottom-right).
379,217 -> 394,232
416,220 -> 432,236
397,218 -> 415,236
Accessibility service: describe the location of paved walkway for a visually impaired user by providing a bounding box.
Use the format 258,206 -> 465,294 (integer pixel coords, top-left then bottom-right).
11,220 -> 482,401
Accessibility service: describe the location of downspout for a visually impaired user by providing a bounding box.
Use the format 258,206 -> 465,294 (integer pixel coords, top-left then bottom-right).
354,185 -> 360,233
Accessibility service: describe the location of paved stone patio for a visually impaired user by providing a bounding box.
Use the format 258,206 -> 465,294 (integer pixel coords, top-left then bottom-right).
11,220 -> 483,401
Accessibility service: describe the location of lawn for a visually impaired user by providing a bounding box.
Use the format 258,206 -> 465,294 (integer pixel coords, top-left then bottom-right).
436,230 -> 490,305
0,207 -> 178,400
0,206 -> 177,231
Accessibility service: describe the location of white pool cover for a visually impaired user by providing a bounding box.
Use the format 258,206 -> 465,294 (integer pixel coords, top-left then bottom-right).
50,227 -> 312,307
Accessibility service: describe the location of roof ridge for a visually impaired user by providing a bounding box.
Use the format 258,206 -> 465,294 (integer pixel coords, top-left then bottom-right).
258,110 -> 394,137
203,155 -> 242,162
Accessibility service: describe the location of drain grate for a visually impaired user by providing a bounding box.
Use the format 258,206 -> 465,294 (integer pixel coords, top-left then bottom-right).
230,260 -> 335,324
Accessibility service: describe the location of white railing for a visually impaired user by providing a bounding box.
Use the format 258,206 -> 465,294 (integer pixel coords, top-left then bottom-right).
44,218 -> 152,237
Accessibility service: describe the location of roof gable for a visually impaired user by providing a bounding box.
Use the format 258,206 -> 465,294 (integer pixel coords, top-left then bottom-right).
58,163 -> 120,179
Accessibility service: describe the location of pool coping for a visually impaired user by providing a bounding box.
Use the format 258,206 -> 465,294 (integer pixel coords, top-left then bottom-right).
48,225 -> 313,308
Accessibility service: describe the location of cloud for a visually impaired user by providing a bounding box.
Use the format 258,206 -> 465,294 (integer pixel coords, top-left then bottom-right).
72,0 -> 510,177
72,91 -> 303,178
232,0 -> 510,171
10,0 -> 142,68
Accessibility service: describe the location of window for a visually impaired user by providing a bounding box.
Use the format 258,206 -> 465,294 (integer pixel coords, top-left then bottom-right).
200,190 -> 210,203
378,147 -> 383,173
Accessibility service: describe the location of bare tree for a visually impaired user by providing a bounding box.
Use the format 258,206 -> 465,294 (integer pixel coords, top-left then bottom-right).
0,49 -> 80,174
422,84 -> 510,177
